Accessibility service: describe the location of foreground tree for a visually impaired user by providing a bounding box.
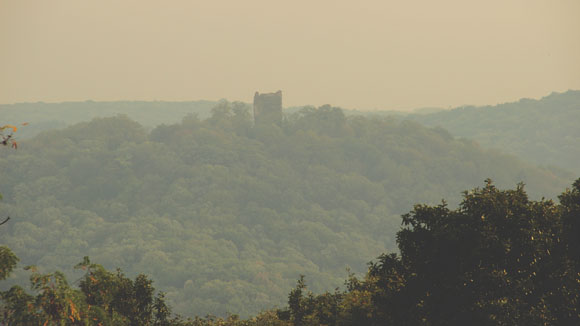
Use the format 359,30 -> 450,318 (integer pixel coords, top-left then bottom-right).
278,179 -> 580,326
0,256 -> 170,325
75,256 -> 164,326
378,181 -> 557,324
0,246 -> 18,281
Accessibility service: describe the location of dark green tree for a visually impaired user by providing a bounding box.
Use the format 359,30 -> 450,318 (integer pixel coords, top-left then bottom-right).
0,246 -> 18,281
363,179 -> 580,325
76,256 -> 158,326
276,179 -> 580,326
287,275 -> 306,326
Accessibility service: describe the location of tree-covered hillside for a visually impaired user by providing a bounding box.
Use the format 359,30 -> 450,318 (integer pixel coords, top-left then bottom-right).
0,103 -> 572,317
3,179 -> 579,325
3,90 -> 578,176
407,90 -> 580,174
0,100 -> 217,139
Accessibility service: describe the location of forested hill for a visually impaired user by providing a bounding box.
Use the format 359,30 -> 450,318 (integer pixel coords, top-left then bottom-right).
0,100 -> 217,139
406,90 -> 580,174
3,91 -> 578,176
0,104 -> 573,317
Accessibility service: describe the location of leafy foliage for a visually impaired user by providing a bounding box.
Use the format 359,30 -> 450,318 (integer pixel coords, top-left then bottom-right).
0,103 -> 572,317
0,246 -> 18,281
1,257 -> 171,326
276,179 -> 580,326
2,180 -> 579,325
0,123 -> 29,149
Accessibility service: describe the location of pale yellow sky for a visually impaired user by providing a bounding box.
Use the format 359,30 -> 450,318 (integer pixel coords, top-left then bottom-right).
1,0 -> 579,111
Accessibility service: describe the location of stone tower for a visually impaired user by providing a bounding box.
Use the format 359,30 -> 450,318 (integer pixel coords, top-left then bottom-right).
253,90 -> 283,124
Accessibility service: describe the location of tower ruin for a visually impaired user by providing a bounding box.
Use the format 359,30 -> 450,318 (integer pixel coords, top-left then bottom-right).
253,90 -> 283,125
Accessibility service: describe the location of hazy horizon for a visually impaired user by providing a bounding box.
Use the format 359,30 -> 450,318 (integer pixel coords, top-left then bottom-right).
1,89 -> 577,115
2,0 -> 580,111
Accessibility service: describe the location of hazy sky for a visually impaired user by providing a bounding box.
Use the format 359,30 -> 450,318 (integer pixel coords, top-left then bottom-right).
1,0 -> 579,111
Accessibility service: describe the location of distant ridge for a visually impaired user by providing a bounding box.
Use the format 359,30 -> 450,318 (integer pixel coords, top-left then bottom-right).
405,90 -> 580,174
0,100 -> 219,139
2,90 -> 578,174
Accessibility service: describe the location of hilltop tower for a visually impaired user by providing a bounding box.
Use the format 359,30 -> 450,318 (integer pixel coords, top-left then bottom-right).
253,90 -> 283,125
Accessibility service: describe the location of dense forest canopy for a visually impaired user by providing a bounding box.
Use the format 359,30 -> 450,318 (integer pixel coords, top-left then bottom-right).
0,102 -> 574,317
2,179 -> 578,325
1,90 -> 578,177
